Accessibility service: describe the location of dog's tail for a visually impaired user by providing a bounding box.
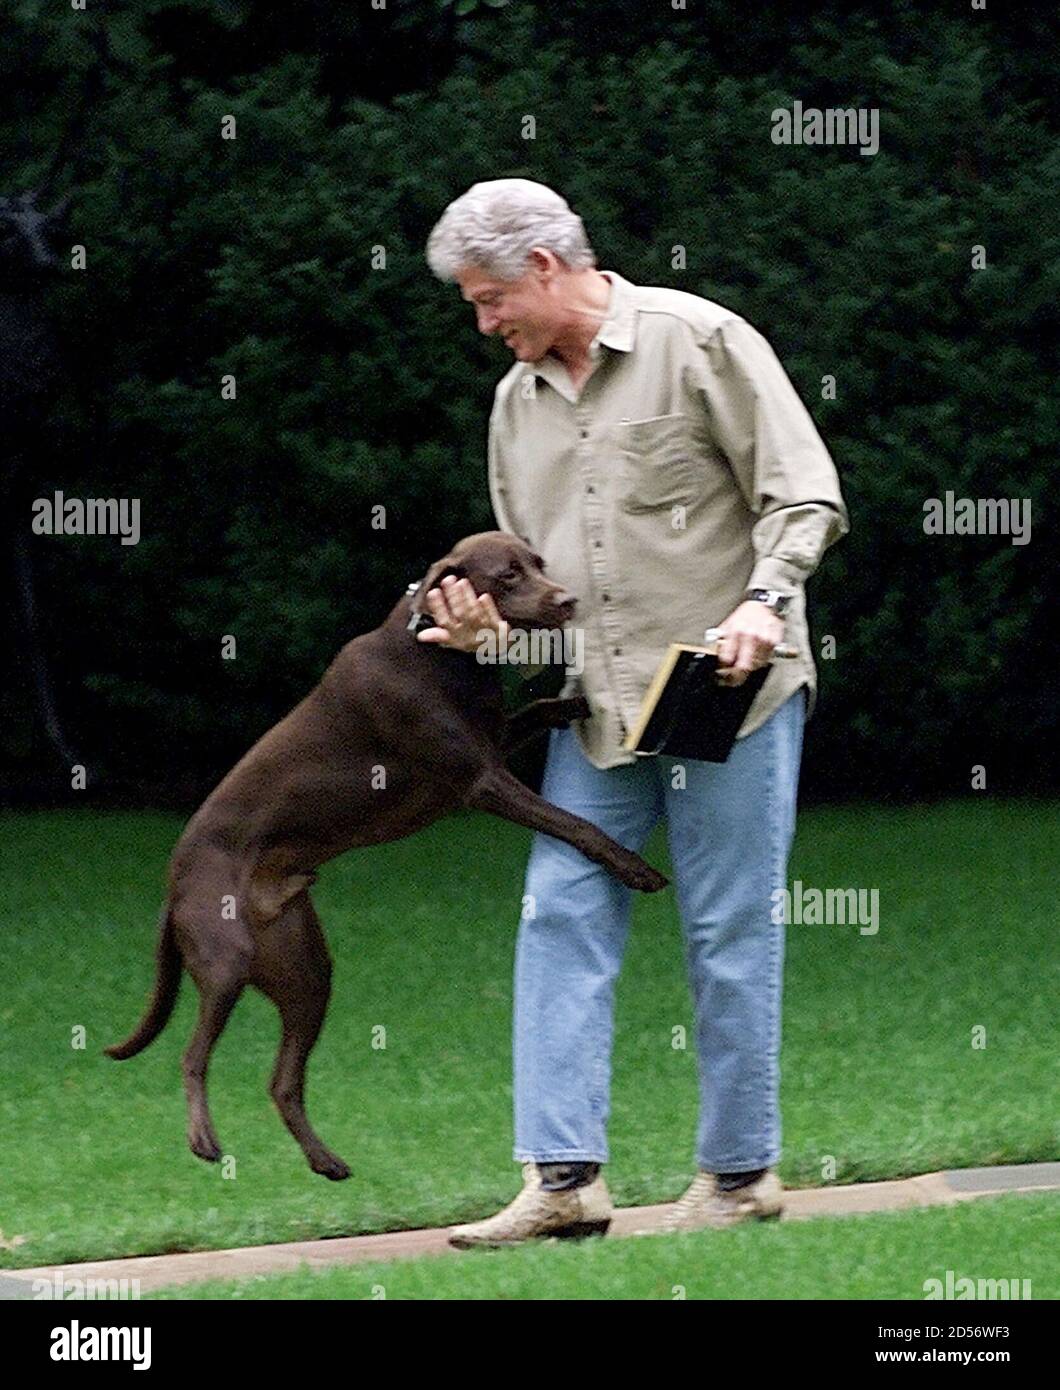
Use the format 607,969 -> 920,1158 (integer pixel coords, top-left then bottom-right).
104,906 -> 183,1060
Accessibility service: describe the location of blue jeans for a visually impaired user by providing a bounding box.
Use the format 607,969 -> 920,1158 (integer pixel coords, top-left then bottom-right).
512,689 -> 805,1173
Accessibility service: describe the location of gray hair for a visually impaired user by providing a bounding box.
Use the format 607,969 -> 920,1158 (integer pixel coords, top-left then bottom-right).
426,178 -> 596,282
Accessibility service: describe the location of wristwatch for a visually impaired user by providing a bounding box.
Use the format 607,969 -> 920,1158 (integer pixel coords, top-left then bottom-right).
745,588 -> 792,617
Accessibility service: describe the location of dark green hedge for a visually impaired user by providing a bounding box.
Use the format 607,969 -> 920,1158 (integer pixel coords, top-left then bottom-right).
2,0 -> 1054,802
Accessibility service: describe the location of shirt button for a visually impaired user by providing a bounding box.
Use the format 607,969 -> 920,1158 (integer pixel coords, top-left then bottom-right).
614,647 -> 622,656
586,485 -> 595,495
602,593 -> 610,601
580,428 -> 588,439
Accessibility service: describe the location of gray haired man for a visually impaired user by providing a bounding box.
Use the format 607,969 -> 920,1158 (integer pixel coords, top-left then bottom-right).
421,179 -> 847,1246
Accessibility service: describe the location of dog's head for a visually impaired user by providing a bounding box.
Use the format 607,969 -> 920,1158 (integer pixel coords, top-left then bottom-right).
413,532 -> 577,629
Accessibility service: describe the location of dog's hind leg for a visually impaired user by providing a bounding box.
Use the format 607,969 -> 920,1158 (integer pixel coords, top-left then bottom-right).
182,986 -> 244,1162
177,914 -> 254,1165
252,894 -> 350,1181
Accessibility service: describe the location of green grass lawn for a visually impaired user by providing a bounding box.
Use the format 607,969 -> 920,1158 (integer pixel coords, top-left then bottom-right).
0,800 -> 1056,1273
149,1193 -> 1057,1300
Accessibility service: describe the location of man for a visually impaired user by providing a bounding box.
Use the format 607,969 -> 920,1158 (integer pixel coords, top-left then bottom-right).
421,179 -> 848,1245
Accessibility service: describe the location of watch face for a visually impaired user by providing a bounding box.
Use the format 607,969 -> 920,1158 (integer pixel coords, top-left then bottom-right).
749,590 -> 789,613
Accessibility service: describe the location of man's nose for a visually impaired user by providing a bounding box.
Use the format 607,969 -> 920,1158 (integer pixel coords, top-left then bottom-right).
476,308 -> 499,334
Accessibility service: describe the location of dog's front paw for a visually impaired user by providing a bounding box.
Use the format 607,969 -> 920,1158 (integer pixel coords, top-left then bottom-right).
614,854 -> 669,894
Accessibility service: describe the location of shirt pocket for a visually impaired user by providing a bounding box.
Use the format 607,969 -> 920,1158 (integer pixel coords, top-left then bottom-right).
612,413 -> 701,512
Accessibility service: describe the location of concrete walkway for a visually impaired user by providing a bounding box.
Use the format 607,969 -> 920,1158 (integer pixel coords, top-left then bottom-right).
2,1161 -> 1056,1298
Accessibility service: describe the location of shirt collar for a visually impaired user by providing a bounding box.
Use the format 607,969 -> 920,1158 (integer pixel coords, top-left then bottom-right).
591,270 -> 637,353
526,270 -> 637,396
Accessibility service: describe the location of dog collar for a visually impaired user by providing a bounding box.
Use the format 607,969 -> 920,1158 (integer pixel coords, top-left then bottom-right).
404,579 -> 434,634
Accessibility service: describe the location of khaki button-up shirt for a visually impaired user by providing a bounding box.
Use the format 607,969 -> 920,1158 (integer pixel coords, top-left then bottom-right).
487,270 -> 849,769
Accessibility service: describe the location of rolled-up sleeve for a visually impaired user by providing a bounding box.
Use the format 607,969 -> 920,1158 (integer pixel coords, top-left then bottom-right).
698,317 -> 849,591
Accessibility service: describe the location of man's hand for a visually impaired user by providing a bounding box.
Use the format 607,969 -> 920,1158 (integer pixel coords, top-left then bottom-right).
714,600 -> 784,687
416,574 -> 509,654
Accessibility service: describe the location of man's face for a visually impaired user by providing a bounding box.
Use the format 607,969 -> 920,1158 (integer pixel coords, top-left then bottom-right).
456,260 -> 560,363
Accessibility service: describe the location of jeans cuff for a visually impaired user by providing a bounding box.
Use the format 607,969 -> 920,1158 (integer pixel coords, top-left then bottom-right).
513,1151 -> 608,1164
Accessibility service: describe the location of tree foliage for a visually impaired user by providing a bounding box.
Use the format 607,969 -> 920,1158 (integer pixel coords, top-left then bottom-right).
2,0 -> 1054,801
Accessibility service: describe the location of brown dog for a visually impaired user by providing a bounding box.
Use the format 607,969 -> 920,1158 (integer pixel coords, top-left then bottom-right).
106,531 -> 668,1179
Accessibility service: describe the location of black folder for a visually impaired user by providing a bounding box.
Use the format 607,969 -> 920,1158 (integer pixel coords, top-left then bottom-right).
622,643 -> 770,762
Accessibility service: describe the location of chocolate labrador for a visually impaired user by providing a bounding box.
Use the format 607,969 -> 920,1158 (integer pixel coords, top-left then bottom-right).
106,531 -> 668,1179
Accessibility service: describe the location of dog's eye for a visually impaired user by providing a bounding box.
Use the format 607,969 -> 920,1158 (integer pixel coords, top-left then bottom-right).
497,569 -> 519,586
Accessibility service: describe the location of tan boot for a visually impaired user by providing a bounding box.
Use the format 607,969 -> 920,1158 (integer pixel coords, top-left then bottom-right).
658,1169 -> 784,1233
448,1162 -> 612,1249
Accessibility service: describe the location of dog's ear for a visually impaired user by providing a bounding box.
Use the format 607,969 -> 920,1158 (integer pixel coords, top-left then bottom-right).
411,556 -> 467,612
